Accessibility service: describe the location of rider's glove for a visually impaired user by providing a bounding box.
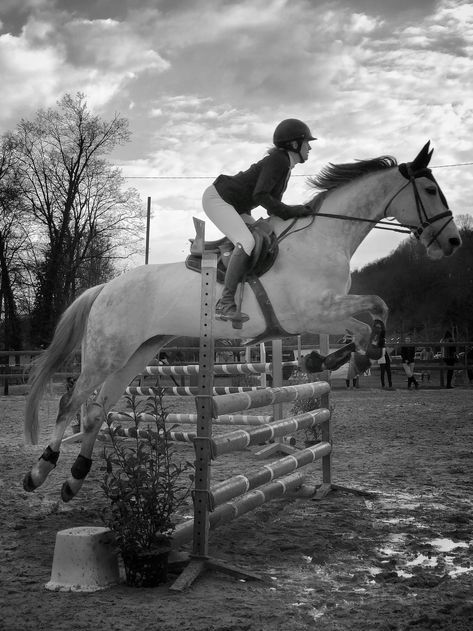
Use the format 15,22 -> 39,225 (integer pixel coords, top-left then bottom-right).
290,205 -> 314,217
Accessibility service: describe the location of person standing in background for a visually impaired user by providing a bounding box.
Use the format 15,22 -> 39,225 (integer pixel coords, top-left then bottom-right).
378,344 -> 394,390
401,336 -> 419,389
419,346 -> 434,382
374,322 -> 394,390
440,330 -> 457,389
466,346 -> 473,386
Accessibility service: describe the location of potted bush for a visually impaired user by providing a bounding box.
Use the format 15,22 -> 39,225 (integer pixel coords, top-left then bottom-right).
100,393 -> 194,587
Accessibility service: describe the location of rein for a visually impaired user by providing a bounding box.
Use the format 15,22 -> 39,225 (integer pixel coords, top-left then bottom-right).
278,167 -> 453,246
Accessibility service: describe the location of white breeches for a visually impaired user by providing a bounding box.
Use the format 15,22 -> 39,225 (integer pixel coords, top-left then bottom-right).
202,185 -> 256,256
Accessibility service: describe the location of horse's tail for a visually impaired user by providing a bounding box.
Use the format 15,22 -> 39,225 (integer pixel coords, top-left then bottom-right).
24,284 -> 105,445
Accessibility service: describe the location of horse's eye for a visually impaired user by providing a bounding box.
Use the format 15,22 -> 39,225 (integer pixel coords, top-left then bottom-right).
426,186 -> 437,195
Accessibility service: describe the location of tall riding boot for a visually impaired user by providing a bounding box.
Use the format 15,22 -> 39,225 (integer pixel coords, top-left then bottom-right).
216,243 -> 251,323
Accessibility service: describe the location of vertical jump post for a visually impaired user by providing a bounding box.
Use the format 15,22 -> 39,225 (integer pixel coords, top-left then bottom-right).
315,333 -> 332,499
170,219 -> 262,592
254,339 -> 300,459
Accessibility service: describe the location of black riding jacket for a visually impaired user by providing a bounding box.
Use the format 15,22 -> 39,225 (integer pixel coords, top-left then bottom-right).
213,149 -> 299,220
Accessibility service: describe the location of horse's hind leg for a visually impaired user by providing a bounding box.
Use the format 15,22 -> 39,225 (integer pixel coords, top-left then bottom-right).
61,338 -> 169,502
23,381 -> 99,492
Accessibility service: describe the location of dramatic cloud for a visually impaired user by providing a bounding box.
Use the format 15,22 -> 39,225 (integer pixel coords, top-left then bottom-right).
0,0 -> 472,268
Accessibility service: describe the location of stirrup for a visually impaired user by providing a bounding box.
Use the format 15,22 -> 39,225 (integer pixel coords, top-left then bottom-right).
215,300 -> 249,324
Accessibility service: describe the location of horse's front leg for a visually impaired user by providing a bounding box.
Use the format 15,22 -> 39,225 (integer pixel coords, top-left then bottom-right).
318,291 -> 388,351
300,293 -> 389,374
23,388 -> 77,492
61,401 -> 105,502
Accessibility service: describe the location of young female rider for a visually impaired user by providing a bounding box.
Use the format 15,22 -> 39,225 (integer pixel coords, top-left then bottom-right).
202,118 -> 316,323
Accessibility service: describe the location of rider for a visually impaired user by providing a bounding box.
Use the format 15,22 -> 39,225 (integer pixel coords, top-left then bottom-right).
202,118 -> 316,323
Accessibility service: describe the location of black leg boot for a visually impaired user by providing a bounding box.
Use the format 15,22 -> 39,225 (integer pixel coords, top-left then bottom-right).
216,243 -> 251,323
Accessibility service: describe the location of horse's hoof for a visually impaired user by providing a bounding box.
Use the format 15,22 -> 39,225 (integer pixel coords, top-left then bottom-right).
353,352 -> 371,374
301,351 -> 325,373
366,320 -> 385,360
324,342 -> 356,371
61,481 -> 75,503
23,472 -> 37,492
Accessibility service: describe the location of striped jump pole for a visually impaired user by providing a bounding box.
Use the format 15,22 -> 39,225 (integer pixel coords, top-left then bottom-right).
106,411 -> 273,427
210,408 -> 331,457
103,425 -> 196,444
143,361 -> 298,376
171,472 -> 306,550
125,385 -> 263,397
212,381 -> 330,416
210,442 -> 331,507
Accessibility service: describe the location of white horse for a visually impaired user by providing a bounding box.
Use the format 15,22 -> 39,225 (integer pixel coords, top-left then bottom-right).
23,141 -> 461,500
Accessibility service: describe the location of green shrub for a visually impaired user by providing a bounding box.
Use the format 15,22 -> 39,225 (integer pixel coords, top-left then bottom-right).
100,393 -> 194,556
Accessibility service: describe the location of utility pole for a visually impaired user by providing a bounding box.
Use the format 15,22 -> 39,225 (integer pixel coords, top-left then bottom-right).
145,197 -> 151,264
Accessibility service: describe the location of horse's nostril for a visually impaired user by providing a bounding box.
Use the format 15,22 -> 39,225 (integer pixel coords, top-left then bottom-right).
450,237 -> 461,247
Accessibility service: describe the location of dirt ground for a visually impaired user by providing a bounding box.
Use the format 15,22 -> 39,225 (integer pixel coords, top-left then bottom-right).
1,372 -> 473,631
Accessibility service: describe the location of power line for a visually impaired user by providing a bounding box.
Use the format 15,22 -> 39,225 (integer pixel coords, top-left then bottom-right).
122,161 -> 473,180
431,162 -> 473,169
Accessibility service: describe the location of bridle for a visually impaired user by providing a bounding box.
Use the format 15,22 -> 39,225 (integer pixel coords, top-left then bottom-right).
279,164 -> 454,248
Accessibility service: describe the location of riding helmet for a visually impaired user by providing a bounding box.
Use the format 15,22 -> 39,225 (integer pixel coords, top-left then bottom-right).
273,119 -> 316,147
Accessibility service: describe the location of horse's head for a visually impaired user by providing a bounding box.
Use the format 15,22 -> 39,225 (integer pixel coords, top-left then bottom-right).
387,141 -> 462,259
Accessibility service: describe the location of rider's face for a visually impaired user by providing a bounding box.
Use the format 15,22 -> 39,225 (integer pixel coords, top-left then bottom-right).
299,140 -> 311,162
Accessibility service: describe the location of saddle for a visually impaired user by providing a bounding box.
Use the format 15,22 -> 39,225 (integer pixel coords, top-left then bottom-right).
185,218 -> 295,342
186,218 -> 278,282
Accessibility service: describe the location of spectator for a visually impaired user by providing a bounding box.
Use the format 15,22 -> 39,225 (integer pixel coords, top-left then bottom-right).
440,330 -> 456,389
374,322 -> 394,390
401,336 -> 419,389
158,351 -> 170,365
419,346 -> 434,382
345,362 -> 359,389
341,334 -> 359,389
466,346 -> 473,386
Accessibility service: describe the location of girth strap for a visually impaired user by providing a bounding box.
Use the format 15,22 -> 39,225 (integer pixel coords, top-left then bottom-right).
245,276 -> 297,345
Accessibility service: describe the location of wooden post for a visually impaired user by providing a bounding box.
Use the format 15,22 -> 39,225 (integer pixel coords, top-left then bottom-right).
255,339 -> 299,459
259,343 -> 266,388
170,219 -> 262,591
315,333 -> 332,499
145,197 -> 151,265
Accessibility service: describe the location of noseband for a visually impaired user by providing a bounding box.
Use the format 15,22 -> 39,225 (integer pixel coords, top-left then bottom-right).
384,164 -> 454,247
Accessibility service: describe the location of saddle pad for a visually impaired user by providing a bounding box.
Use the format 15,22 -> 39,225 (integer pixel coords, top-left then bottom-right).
185,255 -> 226,283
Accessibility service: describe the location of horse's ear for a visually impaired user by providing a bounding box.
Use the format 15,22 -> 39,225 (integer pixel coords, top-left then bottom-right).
410,141 -> 433,171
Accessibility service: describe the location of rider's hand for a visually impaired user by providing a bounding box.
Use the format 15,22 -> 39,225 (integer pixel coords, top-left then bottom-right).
291,205 -> 313,217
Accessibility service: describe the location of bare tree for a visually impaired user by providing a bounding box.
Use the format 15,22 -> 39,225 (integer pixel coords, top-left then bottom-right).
12,93 -> 144,345
0,136 -> 30,349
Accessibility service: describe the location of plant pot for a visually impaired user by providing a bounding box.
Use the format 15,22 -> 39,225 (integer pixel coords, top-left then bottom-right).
122,546 -> 171,587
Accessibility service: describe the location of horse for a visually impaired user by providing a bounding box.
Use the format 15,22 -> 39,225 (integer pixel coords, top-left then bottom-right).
22,141 -> 461,501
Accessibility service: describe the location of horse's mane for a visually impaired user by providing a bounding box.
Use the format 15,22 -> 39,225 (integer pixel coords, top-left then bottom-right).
308,155 -> 398,191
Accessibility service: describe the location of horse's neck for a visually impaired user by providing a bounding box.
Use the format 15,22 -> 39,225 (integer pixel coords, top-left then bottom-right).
267,169 -> 400,265
312,171 -> 395,255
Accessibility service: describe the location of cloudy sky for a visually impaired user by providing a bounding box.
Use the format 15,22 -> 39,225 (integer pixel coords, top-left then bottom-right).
1,0 -> 472,270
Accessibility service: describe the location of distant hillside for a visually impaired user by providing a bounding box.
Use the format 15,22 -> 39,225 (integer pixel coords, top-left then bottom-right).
350,216 -> 473,340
